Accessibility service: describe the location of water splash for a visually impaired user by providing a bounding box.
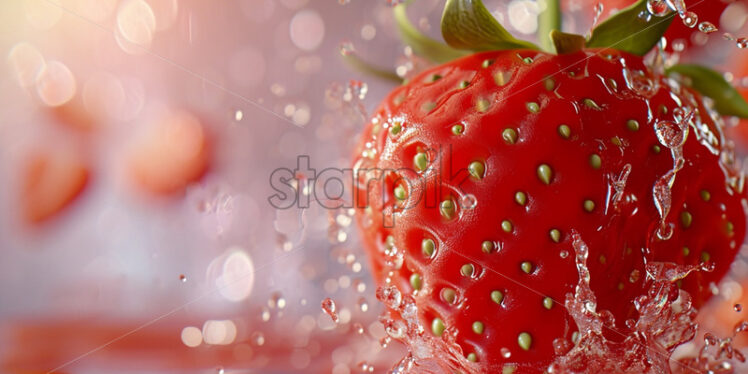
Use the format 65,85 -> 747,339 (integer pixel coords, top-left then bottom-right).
675,324 -> 748,373
548,232 -> 711,373
587,3 -> 604,38
652,109 -> 692,240
375,285 -> 472,373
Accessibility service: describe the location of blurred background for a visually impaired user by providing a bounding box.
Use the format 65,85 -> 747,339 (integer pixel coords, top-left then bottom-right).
2,0 -> 748,373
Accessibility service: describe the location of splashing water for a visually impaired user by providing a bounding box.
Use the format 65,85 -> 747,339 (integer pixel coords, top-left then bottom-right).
547,232 -> 712,373
587,3 -> 604,38
652,109 -> 692,240
373,226 -> 745,374
675,325 -> 748,373
374,285 -> 476,373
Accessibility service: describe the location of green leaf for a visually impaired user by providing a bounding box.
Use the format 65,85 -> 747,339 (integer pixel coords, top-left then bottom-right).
394,2 -> 468,64
550,30 -> 586,54
441,0 -> 539,52
666,64 -> 748,118
538,0 -> 562,52
586,0 -> 674,56
340,52 -> 402,84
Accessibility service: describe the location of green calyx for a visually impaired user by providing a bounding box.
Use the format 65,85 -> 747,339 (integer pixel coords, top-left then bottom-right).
401,0 -> 677,59
586,0 -> 675,55
342,0 -> 748,120
666,64 -> 748,119
440,0 -> 539,52
394,2 -> 468,64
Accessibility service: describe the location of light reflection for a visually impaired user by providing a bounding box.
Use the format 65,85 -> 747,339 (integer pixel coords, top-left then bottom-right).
116,0 -> 156,48
7,42 -> 45,88
216,247 -> 255,302
289,10 -> 325,51
181,326 -> 203,348
202,319 -> 238,345
36,60 -> 76,107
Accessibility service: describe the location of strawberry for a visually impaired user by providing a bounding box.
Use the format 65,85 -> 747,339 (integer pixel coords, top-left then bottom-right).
127,110 -> 210,196
351,0 -> 747,372
21,148 -> 90,224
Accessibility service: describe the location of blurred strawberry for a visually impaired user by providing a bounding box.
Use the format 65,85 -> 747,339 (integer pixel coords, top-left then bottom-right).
127,111 -> 210,195
21,149 -> 89,224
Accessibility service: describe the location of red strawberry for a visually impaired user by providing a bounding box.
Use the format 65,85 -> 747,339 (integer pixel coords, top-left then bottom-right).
351,2 -> 747,370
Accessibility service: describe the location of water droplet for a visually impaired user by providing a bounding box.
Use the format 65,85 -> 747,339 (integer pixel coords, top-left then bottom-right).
698,21 -> 717,33
339,41 -> 355,56
738,37 -> 748,49
321,297 -> 339,323
638,10 -> 652,21
261,307 -> 271,322
735,321 -> 748,334
461,194 -> 477,210
380,335 -> 391,348
216,367 -> 225,374
251,331 -> 265,346
646,0 -> 671,16
654,120 -> 687,148
347,80 -> 368,100
501,347 -> 512,358
179,274 -> 187,282
384,319 -> 406,339
353,323 -> 365,334
629,269 -> 641,283
735,304 -> 743,312
589,3 -> 605,34
671,39 -> 686,51
376,286 -> 403,309
667,0 -> 687,14
234,110 -> 243,122
724,33 -> 737,41
357,361 -> 374,372
560,250 -> 570,259
682,11 -> 698,28
353,278 -> 366,293
358,297 -> 369,312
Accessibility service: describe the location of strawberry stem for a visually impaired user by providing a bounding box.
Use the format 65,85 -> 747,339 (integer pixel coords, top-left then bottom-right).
537,0 -> 561,53
341,52 -> 402,84
550,30 -> 585,54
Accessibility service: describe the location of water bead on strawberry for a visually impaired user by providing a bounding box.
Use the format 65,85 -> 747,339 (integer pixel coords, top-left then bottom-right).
351,0 -> 748,372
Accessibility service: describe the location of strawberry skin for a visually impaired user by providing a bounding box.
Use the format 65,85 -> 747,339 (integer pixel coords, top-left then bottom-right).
353,49 -> 745,372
